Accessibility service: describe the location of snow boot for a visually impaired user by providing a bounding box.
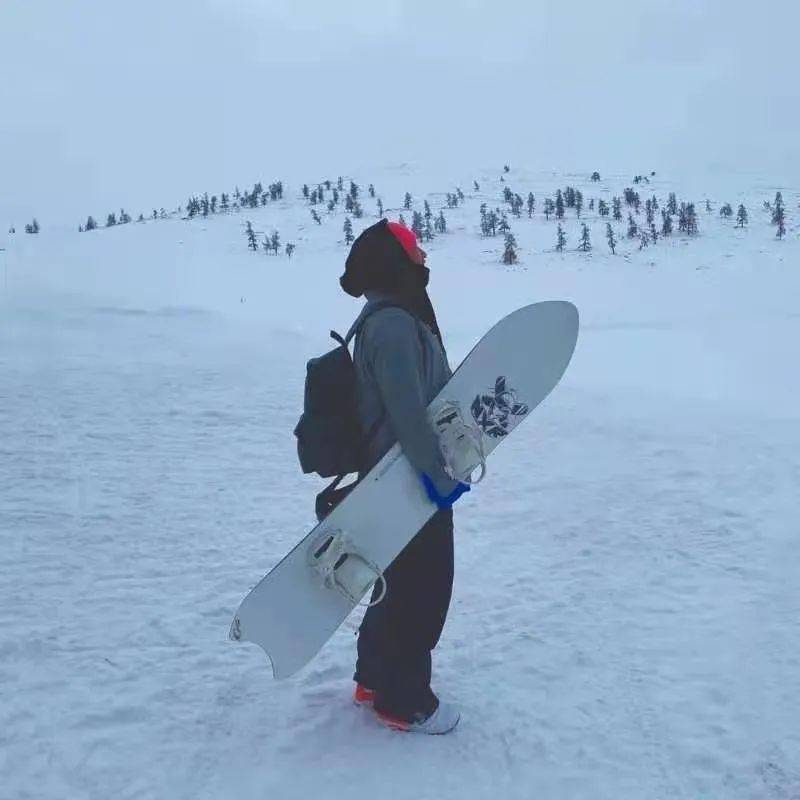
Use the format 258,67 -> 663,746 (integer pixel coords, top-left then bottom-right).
376,700 -> 460,735
353,683 -> 376,707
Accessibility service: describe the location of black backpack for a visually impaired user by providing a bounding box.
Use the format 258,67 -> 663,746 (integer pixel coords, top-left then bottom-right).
294,301 -> 397,520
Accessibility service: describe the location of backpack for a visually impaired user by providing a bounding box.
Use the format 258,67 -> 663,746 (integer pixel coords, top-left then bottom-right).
293,301 -> 397,520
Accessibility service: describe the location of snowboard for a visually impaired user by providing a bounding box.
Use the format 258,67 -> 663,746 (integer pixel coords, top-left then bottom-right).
229,301 -> 579,678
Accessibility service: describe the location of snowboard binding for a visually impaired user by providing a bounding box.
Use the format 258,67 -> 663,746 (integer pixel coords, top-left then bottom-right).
307,529 -> 387,607
429,399 -> 487,485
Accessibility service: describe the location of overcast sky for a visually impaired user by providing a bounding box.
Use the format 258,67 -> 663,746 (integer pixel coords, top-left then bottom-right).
1,0 -> 797,227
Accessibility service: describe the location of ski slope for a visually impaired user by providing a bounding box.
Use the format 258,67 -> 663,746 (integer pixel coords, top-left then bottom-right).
2,166 -> 799,799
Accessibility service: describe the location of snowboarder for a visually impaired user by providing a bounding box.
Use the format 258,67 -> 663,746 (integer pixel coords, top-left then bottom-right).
338,219 -> 469,734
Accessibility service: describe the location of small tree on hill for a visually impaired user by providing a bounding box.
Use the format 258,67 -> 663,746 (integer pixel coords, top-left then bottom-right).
555,190 -> 565,219
246,221 -> 258,251
720,203 -> 733,218
527,192 -> 535,217
106,213 -> 117,227
343,217 -> 354,245
556,224 -> 566,252
271,231 -> 280,255
606,223 -> 617,254
661,209 -> 673,236
736,204 -> 748,228
434,211 -> 447,233
627,214 -> 638,239
286,243 -> 296,258
404,192 -> 412,209
612,197 -> 622,221
502,232 -> 518,264
85,216 -> 97,231
579,223 -> 591,251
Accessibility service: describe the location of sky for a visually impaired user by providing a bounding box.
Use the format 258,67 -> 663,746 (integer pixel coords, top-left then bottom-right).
1,0 -> 798,228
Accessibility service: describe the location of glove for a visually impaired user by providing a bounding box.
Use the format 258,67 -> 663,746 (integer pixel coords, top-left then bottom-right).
421,473 -> 471,510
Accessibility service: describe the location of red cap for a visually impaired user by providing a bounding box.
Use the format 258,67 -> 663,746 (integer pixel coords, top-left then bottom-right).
386,221 -> 418,260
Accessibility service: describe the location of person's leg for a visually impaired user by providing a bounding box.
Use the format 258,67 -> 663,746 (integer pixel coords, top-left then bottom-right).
361,509 -> 454,720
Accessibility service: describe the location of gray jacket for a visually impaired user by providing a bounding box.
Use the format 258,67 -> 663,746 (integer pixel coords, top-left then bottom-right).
351,291 -> 459,497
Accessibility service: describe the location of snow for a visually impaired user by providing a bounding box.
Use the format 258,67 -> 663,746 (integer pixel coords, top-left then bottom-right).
2,167 -> 799,799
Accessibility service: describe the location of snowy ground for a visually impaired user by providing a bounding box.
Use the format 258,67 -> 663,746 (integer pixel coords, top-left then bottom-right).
2,166 -> 799,799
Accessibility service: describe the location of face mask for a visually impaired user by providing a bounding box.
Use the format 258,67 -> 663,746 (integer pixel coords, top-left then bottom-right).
414,264 -> 430,289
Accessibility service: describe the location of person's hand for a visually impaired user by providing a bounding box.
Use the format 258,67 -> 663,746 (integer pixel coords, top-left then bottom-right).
421,473 -> 471,510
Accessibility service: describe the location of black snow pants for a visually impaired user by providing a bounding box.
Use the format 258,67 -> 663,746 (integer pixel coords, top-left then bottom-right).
354,508 -> 454,721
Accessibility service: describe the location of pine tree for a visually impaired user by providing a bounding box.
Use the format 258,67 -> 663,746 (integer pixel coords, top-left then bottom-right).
211,196 -> 217,213
271,231 -> 280,255
411,211 -> 424,238
661,209 -> 673,236
286,243 -> 296,257
352,200 -> 363,219
579,224 -> 591,251
502,232 -> 518,264
345,194 -> 354,213
368,184 -> 375,198
527,192 -> 535,217
399,213 -> 406,227
404,192 -> 412,210
650,223 -> 659,243
612,197 -> 622,221
349,181 -> 359,199
772,192 -> 785,238
645,199 -> 654,226
598,200 -> 609,217
435,210 -> 447,233
677,203 -> 688,233
332,188 -> 339,205
555,190 -> 565,219
720,203 -> 733,218
424,200 -> 432,222
337,177 -> 344,191
543,198 -> 554,220
736,204 -> 748,228
327,199 -> 335,213
588,199 -> 595,211
667,193 -> 678,215
706,199 -> 712,213
377,198 -> 384,217
606,223 -> 617,254
686,203 -> 698,235
498,213 -> 510,234
638,229 -> 650,249
423,217 -> 434,242
774,203 -> 786,238
106,213 -> 117,227
120,208 -> 131,224
627,214 -> 638,239
85,216 -> 97,231
303,184 -> 309,199
591,171 -> 601,182
245,220 -> 258,251
137,214 -> 144,222
311,209 -> 321,225
343,217 -> 354,245
556,224 -> 566,252
473,181 -> 480,192
575,191 -> 584,218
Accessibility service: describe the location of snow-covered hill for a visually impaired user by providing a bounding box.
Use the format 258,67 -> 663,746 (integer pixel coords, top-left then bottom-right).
2,165 -> 799,799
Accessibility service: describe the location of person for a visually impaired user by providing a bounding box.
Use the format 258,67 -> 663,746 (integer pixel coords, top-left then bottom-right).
339,219 -> 470,735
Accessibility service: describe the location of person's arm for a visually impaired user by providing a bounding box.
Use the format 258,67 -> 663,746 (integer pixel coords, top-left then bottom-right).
364,309 -> 459,497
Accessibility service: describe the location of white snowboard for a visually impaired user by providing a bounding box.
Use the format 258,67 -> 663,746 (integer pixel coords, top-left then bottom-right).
229,301 -> 579,678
